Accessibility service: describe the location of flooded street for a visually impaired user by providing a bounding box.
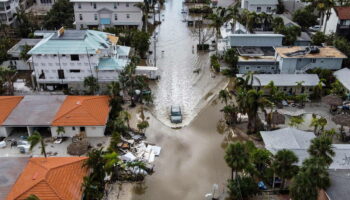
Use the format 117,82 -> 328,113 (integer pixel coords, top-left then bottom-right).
150,0 -> 226,127
131,101 -> 230,200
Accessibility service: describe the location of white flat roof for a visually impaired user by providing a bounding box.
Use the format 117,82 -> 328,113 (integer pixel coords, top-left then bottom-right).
236,74 -> 320,87
136,66 -> 158,71
334,68 -> 350,91
70,0 -> 143,2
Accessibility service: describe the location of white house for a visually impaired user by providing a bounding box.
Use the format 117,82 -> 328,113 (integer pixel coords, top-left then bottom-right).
236,73 -> 320,95
334,68 -> 350,95
275,46 -> 347,74
322,6 -> 350,38
241,0 -> 278,14
28,28 -> 130,90
0,0 -> 20,25
0,95 -> 110,138
70,0 -> 143,30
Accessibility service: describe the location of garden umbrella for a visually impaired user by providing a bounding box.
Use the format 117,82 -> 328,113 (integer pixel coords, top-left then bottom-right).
322,94 -> 343,112
332,114 -> 350,141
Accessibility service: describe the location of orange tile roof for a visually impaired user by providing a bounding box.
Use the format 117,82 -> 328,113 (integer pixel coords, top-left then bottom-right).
52,96 -> 110,126
6,157 -> 88,200
0,96 -> 23,125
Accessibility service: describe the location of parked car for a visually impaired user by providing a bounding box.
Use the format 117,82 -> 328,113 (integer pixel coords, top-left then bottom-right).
170,106 -> 182,123
309,25 -> 321,32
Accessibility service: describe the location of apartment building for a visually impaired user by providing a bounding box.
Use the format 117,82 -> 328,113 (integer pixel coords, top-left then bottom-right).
241,0 -> 278,14
28,28 -> 130,90
0,0 -> 19,25
70,0 -> 143,30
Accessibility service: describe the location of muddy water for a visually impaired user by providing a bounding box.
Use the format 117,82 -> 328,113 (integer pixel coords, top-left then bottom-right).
131,101 -> 230,200
150,0 -> 225,127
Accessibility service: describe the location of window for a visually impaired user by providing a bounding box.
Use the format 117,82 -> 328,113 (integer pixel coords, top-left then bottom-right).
114,2 -> 117,9
126,14 -> 130,19
257,7 -> 261,12
93,3 -> 96,9
267,7 -> 271,12
78,3 -> 81,9
80,24 -> 84,29
311,58 -> 316,63
71,54 -> 79,61
39,70 -> 45,79
72,127 -> 75,130
58,69 -> 65,79
94,14 -> 98,20
114,14 -> 118,20
79,14 -> 83,20
70,69 -> 81,73
126,3 -> 129,7
80,127 -> 86,132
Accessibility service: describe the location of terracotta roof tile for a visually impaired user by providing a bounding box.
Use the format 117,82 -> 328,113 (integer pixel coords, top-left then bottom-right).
6,157 -> 88,200
334,6 -> 350,20
52,96 -> 110,126
0,96 -> 23,125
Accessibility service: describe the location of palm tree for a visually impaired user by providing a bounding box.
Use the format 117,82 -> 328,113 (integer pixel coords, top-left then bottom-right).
82,176 -> 103,200
218,89 -> 231,105
221,104 -> 238,125
28,131 -> 47,158
0,66 -> 16,95
137,120 -> 149,133
207,7 -> 233,53
103,151 -> 120,175
107,81 -> 121,100
56,126 -> 65,137
25,195 -> 40,200
224,142 -> 251,180
308,135 -> 335,166
119,110 -> 131,130
289,169 -> 318,200
135,0 -> 150,32
312,79 -> 324,99
272,149 -> 299,190
83,75 -> 99,95
246,89 -> 271,134
288,116 -> 304,128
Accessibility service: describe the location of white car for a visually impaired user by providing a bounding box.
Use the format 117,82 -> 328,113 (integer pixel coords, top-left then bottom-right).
309,25 -> 321,32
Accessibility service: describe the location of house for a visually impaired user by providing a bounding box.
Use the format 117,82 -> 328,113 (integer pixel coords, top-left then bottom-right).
261,127 -> 350,200
4,39 -> 41,71
70,0 -> 143,30
236,74 -> 320,95
323,6 -> 350,39
0,95 -> 110,138
241,0 -> 278,14
28,28 -> 130,90
0,0 -> 19,25
275,46 -> 347,74
0,157 -> 29,200
334,68 -> 350,95
6,157 -> 88,200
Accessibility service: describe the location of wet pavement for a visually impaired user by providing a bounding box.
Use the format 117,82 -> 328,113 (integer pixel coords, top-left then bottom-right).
150,0 -> 226,127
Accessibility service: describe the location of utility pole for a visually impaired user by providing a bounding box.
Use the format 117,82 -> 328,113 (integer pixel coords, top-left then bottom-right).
153,34 -> 157,66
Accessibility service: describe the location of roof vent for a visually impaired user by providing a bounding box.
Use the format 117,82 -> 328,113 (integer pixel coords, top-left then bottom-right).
57,27 -> 65,37
76,101 -> 81,105
32,172 -> 38,180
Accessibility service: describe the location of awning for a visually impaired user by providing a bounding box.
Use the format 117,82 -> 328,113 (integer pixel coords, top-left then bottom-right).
100,18 -> 111,25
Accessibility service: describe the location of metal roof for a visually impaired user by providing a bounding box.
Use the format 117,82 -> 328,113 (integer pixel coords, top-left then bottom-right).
70,0 -> 143,2
3,95 -> 67,126
247,0 -> 278,5
334,68 -> 350,91
28,30 -> 113,55
236,74 -> 320,87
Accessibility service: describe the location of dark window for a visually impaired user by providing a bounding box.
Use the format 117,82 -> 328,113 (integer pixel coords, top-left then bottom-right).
257,7 -> 261,12
93,3 -> 96,8
70,69 -> 81,73
115,14 -> 118,20
80,127 -> 86,132
79,14 -> 83,20
71,54 -> 79,61
39,70 -> 45,79
58,69 -> 65,79
72,127 -> 75,130
126,3 -> 129,7
114,2 -> 117,8
78,3 -> 81,9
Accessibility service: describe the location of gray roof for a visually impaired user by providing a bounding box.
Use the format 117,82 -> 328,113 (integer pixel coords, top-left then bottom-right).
3,95 -> 66,126
297,32 -> 312,42
0,157 -> 29,200
236,74 -> 320,87
247,0 -> 278,5
7,39 -> 42,57
261,127 -> 316,151
327,169 -> 350,200
334,68 -> 350,91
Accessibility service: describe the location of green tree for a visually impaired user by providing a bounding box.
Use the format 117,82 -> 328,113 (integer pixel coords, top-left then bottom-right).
225,142 -> 251,180
272,149 -> 299,189
292,8 -> 318,30
28,131 -> 47,158
221,104 -> 238,126
330,80 -> 346,98
84,76 -> 99,95
56,126 -> 65,137
14,8 -> 36,37
308,135 -> 335,166
119,110 -> 131,130
222,48 -> 238,76
227,176 -> 258,199
135,0 -> 150,32
131,31 -> 150,58
251,148 -> 272,179
288,116 -> 304,128
219,89 -> 231,105
103,151 -> 120,175
312,31 -> 327,46
19,44 -> 32,61
44,0 -> 74,29
289,169 -> 318,200
25,194 -> 40,200
137,120 -> 149,133
246,89 -> 271,134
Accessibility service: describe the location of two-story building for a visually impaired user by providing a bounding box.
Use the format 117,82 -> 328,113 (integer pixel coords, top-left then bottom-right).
241,0 -> 278,14
28,28 -> 130,90
70,0 -> 143,30
0,0 -> 19,25
323,6 -> 350,39
275,46 -> 347,74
